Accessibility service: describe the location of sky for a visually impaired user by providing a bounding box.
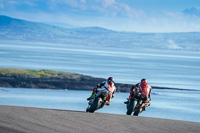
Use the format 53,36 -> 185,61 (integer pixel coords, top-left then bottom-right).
0,0 -> 200,33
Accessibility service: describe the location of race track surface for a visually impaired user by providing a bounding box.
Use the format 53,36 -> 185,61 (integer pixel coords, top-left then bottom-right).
0,105 -> 199,133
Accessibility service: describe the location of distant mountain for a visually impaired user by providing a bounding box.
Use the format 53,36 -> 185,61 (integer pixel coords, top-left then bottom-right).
0,15 -> 200,52
45,22 -> 77,29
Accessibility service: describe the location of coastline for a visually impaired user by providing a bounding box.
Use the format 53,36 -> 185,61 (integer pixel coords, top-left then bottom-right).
0,68 -> 198,92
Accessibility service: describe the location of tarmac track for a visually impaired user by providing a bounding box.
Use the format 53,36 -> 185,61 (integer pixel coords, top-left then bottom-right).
0,105 -> 199,133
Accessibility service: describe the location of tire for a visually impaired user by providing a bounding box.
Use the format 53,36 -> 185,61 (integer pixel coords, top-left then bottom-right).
87,97 -> 101,113
126,100 -> 134,115
133,110 -> 139,116
133,101 -> 140,116
86,107 -> 89,112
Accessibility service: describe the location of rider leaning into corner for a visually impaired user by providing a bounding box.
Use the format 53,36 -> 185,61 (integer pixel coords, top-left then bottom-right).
124,78 -> 151,110
87,77 -> 116,106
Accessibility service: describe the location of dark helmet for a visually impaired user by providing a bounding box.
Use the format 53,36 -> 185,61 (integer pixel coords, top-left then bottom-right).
141,78 -> 147,83
108,77 -> 114,83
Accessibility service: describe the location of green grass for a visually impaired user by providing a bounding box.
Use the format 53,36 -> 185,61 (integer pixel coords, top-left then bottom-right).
0,68 -> 81,78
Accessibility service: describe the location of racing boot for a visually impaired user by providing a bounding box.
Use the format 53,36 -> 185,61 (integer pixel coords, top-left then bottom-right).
105,95 -> 111,106
87,92 -> 96,100
124,98 -> 130,104
124,100 -> 129,104
105,101 -> 110,106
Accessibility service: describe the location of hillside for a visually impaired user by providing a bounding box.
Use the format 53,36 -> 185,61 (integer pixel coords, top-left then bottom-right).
0,68 -> 196,92
0,15 -> 200,52
0,68 -> 131,92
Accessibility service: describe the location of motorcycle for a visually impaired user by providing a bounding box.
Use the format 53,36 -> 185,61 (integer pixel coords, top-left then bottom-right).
86,88 -> 111,113
126,93 -> 150,116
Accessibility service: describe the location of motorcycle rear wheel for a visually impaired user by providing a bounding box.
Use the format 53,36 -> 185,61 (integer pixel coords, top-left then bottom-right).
133,101 -> 141,116
133,110 -> 139,116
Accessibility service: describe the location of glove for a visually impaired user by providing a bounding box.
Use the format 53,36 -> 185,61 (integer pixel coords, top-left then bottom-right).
93,86 -> 98,93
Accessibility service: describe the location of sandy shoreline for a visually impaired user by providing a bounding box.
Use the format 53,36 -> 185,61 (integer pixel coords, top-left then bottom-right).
0,105 -> 199,133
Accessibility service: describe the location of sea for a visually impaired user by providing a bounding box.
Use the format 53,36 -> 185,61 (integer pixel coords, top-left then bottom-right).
0,42 -> 200,122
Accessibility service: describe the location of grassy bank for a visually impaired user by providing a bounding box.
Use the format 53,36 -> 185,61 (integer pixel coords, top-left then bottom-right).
0,68 -> 131,92
0,68 -> 196,91
0,68 -> 81,78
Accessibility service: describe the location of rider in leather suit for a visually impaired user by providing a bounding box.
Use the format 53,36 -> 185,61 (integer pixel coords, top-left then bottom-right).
87,77 -> 116,105
124,79 -> 151,110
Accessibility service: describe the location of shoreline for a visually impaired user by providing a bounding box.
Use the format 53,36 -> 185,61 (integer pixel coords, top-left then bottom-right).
0,68 -> 199,92
0,86 -> 199,92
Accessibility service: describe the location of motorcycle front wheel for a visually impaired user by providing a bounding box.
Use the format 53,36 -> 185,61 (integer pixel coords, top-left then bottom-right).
87,97 -> 102,113
126,100 -> 134,115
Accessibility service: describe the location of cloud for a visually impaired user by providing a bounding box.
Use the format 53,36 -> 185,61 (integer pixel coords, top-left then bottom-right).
7,0 -> 17,5
3,0 -> 200,32
93,0 -> 144,17
47,0 -> 144,17
97,0 -> 115,7
80,0 -> 86,3
0,0 -> 37,11
164,11 -> 178,17
0,4 -> 4,9
49,0 -> 78,7
182,7 -> 200,17
0,0 -> 144,18
63,0 -> 79,7
22,1 -> 37,7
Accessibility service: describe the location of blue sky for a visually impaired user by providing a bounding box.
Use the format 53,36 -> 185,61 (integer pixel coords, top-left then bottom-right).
0,0 -> 200,32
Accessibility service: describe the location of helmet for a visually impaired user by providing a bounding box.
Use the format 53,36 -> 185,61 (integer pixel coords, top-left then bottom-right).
141,78 -> 147,83
108,77 -> 114,83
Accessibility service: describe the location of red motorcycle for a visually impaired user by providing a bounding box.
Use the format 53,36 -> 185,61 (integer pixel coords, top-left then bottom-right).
126,93 -> 150,116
